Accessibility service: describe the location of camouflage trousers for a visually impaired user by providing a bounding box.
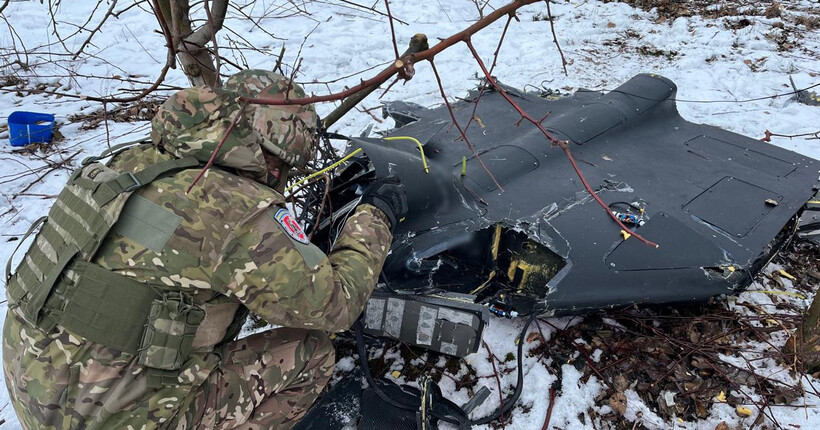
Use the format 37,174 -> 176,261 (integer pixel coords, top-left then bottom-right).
3,304 -> 333,430
179,328 -> 335,430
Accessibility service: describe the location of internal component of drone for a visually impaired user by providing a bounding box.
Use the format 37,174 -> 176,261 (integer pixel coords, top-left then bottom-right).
609,201 -> 647,226
488,303 -> 518,318
362,291 -> 489,357
613,210 -> 644,226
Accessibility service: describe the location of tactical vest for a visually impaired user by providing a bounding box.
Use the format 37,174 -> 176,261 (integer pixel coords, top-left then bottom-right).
4,142 -> 236,386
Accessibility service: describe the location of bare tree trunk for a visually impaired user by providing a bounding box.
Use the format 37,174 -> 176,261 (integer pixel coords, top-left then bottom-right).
788,292 -> 820,373
156,0 -> 227,87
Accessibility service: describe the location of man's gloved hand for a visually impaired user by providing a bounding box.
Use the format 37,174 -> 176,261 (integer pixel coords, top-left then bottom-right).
359,177 -> 408,231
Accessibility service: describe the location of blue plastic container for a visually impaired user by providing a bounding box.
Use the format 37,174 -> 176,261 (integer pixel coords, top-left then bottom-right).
8,111 -> 55,147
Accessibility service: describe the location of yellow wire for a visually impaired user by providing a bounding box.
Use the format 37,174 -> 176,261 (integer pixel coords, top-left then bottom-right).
383,136 -> 429,173
285,148 -> 363,192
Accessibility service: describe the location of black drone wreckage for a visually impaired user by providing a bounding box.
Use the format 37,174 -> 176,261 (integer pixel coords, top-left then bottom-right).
297,73 -> 820,429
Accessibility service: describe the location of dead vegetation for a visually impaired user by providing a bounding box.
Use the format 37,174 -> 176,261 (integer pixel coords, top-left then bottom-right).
331,239 -> 820,429
597,0 -> 820,57
602,1 -> 811,22
67,99 -> 163,130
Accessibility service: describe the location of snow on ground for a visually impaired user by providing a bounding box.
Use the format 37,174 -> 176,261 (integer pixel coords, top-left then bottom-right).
1,0 -> 820,428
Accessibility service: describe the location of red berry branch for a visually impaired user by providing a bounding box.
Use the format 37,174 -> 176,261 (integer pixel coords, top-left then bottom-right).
464,39 -> 659,248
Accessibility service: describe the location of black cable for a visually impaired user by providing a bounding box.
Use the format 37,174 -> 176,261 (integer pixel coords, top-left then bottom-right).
471,315 -> 535,425
353,321 -> 468,428
608,201 -> 642,212
354,314 -> 536,428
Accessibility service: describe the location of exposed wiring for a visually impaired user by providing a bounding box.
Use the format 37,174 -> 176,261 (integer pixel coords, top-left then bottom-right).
383,135 -> 430,173
285,147 -> 363,192
561,145 -> 659,248
353,314 -> 536,428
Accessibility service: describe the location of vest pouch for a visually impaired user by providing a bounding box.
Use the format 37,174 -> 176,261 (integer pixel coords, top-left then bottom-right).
138,291 -> 205,371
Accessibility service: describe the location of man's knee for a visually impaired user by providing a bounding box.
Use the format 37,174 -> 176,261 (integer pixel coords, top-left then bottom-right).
233,327 -> 335,388
302,330 -> 335,385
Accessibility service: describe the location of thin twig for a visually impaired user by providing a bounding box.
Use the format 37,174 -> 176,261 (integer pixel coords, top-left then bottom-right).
483,341 -> 507,427
150,0 -> 177,66
103,102 -> 111,149
429,60 -> 504,192
464,14 -> 513,134
72,0 -> 119,60
335,0 -> 409,24
544,0 -> 568,75
241,0 -> 541,106
186,102 -> 248,192
465,39 -> 658,248
384,0 -> 400,59
13,151 -> 80,199
541,386 -> 556,430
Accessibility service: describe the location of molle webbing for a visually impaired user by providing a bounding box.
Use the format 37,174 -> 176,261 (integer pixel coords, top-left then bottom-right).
42,261 -> 161,353
5,152 -> 199,354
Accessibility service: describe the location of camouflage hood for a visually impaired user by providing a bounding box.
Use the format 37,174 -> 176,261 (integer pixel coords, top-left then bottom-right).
151,70 -> 319,183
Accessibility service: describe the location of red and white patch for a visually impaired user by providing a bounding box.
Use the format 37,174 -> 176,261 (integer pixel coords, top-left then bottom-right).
274,208 -> 309,244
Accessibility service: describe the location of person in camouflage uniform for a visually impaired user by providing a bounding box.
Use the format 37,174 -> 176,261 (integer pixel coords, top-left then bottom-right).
3,70 -> 404,429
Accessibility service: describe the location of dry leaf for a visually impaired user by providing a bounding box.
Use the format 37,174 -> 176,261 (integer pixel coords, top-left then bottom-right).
609,392 -> 627,416
526,331 -> 544,343
607,22 -> 616,28
614,374 -> 629,392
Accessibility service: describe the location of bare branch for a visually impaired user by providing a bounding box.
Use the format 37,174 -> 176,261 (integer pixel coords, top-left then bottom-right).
335,0 -> 409,25
323,33 -> 428,129
203,0 -> 223,86
72,0 -> 119,60
188,0 -> 228,46
463,14 -> 513,134
464,39 -> 658,248
384,0 -> 399,59
150,0 -> 177,67
242,0 -> 542,106
47,0 -> 71,53
545,0 -> 567,75
429,59 -> 504,192
186,102 -> 249,193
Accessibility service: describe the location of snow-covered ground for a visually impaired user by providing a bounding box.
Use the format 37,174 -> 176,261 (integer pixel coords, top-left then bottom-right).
1,0 -> 820,428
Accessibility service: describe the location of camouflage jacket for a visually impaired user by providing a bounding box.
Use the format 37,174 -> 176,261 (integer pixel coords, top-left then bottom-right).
3,143 -> 392,429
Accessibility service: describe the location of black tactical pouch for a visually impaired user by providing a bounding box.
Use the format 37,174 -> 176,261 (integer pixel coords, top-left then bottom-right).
138,291 -> 205,371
